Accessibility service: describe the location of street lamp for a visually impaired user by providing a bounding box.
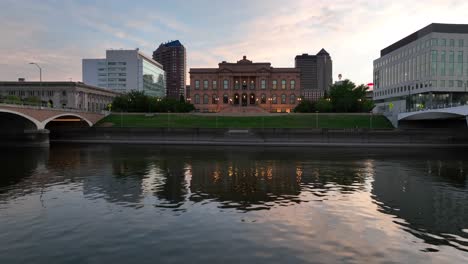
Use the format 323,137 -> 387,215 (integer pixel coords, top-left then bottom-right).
464,81 -> 468,105
29,62 -> 42,82
315,110 -> 319,128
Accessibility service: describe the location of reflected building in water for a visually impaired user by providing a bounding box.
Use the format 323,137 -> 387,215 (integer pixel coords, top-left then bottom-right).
371,158 -> 468,250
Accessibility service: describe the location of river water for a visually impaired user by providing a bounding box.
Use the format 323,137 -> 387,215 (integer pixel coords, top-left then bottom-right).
0,145 -> 467,263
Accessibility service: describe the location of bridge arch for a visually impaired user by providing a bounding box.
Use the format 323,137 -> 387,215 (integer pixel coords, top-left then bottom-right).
399,111 -> 465,121
0,109 -> 42,130
43,113 -> 93,129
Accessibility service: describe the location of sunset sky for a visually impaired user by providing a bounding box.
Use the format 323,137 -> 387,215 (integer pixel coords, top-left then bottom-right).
1,0 -> 467,85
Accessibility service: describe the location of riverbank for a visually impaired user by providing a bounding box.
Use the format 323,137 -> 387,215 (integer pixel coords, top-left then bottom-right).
50,127 -> 468,148
96,113 -> 393,129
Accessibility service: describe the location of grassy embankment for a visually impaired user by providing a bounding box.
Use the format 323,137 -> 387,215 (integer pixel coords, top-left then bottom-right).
97,114 -> 393,129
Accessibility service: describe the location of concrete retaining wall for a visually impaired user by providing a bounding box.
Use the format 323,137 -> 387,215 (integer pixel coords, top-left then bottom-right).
49,128 -> 468,147
0,129 -> 50,147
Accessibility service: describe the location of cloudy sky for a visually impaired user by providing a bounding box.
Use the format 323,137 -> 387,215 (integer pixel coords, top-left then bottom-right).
1,0 -> 467,85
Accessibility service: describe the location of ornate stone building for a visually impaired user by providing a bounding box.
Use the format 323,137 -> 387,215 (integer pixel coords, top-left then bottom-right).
189,56 -> 301,113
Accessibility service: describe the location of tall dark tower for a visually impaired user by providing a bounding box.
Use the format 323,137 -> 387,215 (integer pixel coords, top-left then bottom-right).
295,49 -> 332,101
153,40 -> 186,100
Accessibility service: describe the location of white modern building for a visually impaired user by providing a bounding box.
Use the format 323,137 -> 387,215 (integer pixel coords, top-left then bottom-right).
83,49 -> 166,97
373,23 -> 468,116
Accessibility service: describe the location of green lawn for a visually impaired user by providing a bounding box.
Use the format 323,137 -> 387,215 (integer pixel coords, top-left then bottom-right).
97,114 -> 393,129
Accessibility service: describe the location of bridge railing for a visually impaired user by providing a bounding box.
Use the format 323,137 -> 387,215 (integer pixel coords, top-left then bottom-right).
0,102 -> 108,115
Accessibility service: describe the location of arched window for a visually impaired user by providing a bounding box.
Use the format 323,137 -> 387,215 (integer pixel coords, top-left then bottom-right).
203,94 -> 209,104
223,94 -> 229,104
212,94 -> 218,104
290,94 -> 296,104
234,80 -> 240,90
290,80 -> 295,90
272,94 -> 277,104
195,80 -> 200,90
194,94 -> 200,104
281,94 -> 287,104
261,94 -> 266,104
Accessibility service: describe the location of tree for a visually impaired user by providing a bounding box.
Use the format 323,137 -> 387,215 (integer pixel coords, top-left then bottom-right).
111,91 -> 195,113
293,99 -> 315,113
24,96 -> 41,106
315,98 -> 333,112
329,80 -> 372,113
5,95 -> 21,105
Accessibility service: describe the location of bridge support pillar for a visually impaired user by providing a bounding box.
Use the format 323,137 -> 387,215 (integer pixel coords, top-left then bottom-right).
0,129 -> 49,147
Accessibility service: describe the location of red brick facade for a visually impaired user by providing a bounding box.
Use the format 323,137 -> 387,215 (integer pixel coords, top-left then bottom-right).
189,56 -> 301,113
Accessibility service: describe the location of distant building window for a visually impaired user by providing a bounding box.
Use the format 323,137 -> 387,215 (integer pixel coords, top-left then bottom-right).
440,80 -> 445,87
290,80 -> 295,90
223,94 -> 228,104
203,94 -> 209,104
459,39 -> 464,47
431,38 -> 438,46
261,79 -> 266,89
440,39 -> 446,47
223,79 -> 229,89
457,80 -> 463,87
281,80 -> 286,89
212,80 -> 217,90
449,39 -> 455,47
261,94 -> 266,104
108,62 -> 116,65
212,94 -> 217,104
194,94 -> 200,104
272,94 -> 277,104
195,80 -> 200,90
272,80 -> 277,90
449,80 -> 454,87
203,80 -> 208,90
250,80 -> 255,90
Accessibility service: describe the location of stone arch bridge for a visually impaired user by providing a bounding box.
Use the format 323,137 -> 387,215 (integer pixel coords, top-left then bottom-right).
0,104 -> 108,129
0,104 -> 108,146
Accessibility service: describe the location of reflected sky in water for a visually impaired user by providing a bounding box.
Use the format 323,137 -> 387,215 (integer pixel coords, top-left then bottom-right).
0,145 -> 467,263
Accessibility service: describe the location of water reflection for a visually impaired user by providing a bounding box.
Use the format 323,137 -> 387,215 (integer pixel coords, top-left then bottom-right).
0,145 -> 467,258
371,158 -> 468,252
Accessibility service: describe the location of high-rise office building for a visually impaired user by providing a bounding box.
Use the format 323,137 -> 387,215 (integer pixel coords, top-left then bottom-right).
82,49 -> 166,97
153,40 -> 186,100
295,49 -> 333,101
373,23 -> 468,115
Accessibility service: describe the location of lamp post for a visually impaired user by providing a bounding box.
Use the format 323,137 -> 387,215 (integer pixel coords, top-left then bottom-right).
268,97 -> 272,112
315,110 -> 319,128
29,62 -> 42,82
464,81 -> 467,105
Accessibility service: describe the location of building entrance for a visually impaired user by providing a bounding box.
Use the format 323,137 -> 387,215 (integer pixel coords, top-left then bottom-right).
241,93 -> 248,106
234,93 -> 240,105
249,93 -> 256,105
